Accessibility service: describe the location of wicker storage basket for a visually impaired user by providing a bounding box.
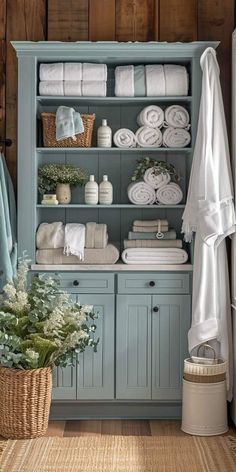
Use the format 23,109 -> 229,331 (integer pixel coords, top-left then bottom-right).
0,366 -> 52,439
42,112 -> 95,147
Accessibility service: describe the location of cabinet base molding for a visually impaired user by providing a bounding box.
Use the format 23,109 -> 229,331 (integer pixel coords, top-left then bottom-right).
50,401 -> 182,420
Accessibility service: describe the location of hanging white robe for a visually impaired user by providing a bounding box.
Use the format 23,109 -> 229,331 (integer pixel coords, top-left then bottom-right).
182,47 -> 235,400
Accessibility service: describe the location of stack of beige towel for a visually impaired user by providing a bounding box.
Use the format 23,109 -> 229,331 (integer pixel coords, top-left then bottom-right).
122,219 -> 188,264
36,222 -> 119,265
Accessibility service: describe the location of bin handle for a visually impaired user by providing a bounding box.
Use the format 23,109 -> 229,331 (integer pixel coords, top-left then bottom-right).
196,343 -> 216,359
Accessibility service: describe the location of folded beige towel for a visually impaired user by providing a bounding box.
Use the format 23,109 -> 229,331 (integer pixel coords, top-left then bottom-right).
132,225 -> 168,233
133,219 -> 168,227
124,239 -> 183,249
36,245 -> 119,265
85,222 -> 108,249
36,222 -> 65,249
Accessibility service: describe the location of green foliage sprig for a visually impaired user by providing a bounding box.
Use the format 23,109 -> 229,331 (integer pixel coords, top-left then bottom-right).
131,157 -> 180,182
38,164 -> 87,195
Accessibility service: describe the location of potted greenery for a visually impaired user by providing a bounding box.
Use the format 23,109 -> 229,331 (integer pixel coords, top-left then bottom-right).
0,258 -> 98,439
38,164 -> 87,204
131,156 -> 179,182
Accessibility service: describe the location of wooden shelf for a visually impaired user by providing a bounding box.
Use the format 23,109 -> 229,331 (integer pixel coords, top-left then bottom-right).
31,263 -> 193,272
37,204 -> 185,209
36,147 -> 192,154
37,95 -> 192,106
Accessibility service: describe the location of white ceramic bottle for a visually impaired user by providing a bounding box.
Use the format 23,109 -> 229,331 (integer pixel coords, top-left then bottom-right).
85,175 -> 98,204
97,119 -> 112,147
99,175 -> 113,205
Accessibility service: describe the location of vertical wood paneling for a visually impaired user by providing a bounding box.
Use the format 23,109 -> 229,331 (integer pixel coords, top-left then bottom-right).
116,0 -> 158,41
6,0 -> 46,183
89,0 -> 115,40
0,1 -> 6,152
47,0 -> 89,41
159,0 -> 197,41
198,0 -> 235,128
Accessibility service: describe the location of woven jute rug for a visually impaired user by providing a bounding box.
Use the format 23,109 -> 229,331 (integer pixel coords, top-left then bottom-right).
0,435 -> 236,471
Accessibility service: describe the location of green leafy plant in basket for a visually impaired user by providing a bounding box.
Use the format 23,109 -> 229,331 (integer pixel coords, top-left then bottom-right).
131,156 -> 180,182
38,164 -> 88,195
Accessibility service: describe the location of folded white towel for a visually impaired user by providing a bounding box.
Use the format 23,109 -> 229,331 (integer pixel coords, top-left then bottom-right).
115,65 -> 134,97
137,105 -> 164,129
39,63 -> 64,81
82,63 -> 107,82
164,105 -> 190,128
136,126 -> 162,148
82,81 -> 107,97
122,247 -> 188,264
39,81 -> 64,96
113,128 -> 136,148
36,222 -> 65,249
143,168 -> 171,189
162,127 -> 191,148
64,223 -> 85,260
64,81 -> 82,96
145,65 -> 165,96
64,63 -> 82,81
156,182 -> 183,205
128,181 -> 156,205
164,64 -> 189,96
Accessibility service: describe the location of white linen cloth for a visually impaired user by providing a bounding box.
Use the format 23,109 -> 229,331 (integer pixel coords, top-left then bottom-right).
182,47 -> 236,400
145,65 -> 165,96
115,65 -> 134,97
137,105 -> 164,129
156,182 -> 183,205
164,64 -> 189,96
113,129 -> 136,148
122,247 -> 188,264
136,126 -> 162,148
82,63 -> 107,82
64,223 -> 85,260
162,127 -> 191,148
164,105 -> 190,128
128,182 -> 156,205
39,63 -> 64,81
81,81 -> 107,97
64,81 -> 82,96
143,168 -> 170,189
39,81 -> 64,96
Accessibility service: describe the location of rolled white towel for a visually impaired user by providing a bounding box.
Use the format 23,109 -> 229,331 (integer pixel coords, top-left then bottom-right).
128,181 -> 156,205
64,81 -> 82,96
39,63 -> 64,81
156,182 -> 183,205
162,127 -> 191,148
164,105 -> 190,128
82,81 -> 107,97
143,168 -> 171,189
145,65 -> 165,96
115,65 -> 134,97
164,64 -> 189,96
113,128 -> 136,148
39,81 -> 64,96
64,63 -> 82,81
82,63 -> 107,82
137,105 -> 164,129
136,126 -> 162,148
122,247 -> 188,264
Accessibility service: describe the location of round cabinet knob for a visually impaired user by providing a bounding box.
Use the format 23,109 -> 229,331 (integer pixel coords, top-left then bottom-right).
73,280 -> 79,286
149,280 -> 156,287
153,306 -> 159,313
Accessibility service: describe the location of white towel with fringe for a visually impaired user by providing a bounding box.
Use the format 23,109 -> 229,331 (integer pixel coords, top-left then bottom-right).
128,182 -> 156,205
137,105 -> 164,129
136,126 -> 162,148
156,182 -> 183,205
162,127 -> 191,148
64,223 -> 85,260
164,105 -> 190,128
122,247 -> 188,264
113,128 -> 136,148
143,168 -> 170,189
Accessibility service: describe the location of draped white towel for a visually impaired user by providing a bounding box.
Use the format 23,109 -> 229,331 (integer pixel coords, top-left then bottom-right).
137,105 -> 164,129
64,63 -> 82,81
115,65 -> 134,97
64,223 -> 85,260
164,105 -> 190,128
162,127 -> 191,148
164,64 -> 189,96
113,129 -> 136,148
39,63 -> 64,81
82,63 -> 107,82
143,168 -> 171,189
82,81 -> 107,97
64,81 -> 82,96
156,182 -> 183,205
128,182 -> 156,205
145,65 -> 165,96
122,247 -> 188,264
39,81 -> 64,96
136,126 -> 162,148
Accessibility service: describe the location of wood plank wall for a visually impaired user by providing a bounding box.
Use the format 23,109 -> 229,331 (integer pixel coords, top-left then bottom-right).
0,0 -> 235,184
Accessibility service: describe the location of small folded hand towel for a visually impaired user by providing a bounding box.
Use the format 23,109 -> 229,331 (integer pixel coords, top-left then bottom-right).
134,65 -> 146,96
137,105 -> 164,129
82,63 -> 107,82
124,239 -> 183,249
36,222 -> 65,249
113,128 -> 136,148
56,106 -> 84,141
82,81 -> 107,97
122,247 -> 188,264
115,65 -> 134,97
164,64 -> 189,96
128,182 -> 156,205
64,63 -> 82,81
136,126 -> 162,148
39,63 -> 64,81
156,182 -> 183,205
145,65 -> 165,96
128,229 -> 177,240
162,127 -> 191,148
164,105 -> 190,129
39,81 -> 64,96
64,223 -> 85,261
64,81 -> 82,96
143,168 -> 170,189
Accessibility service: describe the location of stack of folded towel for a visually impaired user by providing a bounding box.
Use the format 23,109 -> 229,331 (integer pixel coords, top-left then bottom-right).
128,166 -> 183,205
115,64 -> 189,97
39,63 -> 107,97
36,221 -> 119,264
122,219 -> 188,264
113,104 -> 191,149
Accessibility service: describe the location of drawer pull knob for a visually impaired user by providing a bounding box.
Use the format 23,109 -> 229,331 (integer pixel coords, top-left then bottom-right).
73,280 -> 79,286
149,280 -> 156,287
153,306 -> 159,313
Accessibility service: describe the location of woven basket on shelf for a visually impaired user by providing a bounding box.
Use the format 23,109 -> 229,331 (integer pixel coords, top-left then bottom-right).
42,112 -> 95,147
0,366 -> 52,439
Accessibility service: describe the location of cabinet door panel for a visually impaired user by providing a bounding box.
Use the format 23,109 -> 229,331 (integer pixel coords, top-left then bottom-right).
152,295 -> 191,400
77,294 -> 115,400
116,295 -> 151,400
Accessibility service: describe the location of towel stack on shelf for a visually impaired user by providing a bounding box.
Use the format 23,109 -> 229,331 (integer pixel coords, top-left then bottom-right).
36,221 -> 119,264
39,63 -> 107,97
122,219 -> 188,264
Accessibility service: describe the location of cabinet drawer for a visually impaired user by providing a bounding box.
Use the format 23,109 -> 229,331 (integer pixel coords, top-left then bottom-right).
34,273 -> 114,293
117,273 -> 190,294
